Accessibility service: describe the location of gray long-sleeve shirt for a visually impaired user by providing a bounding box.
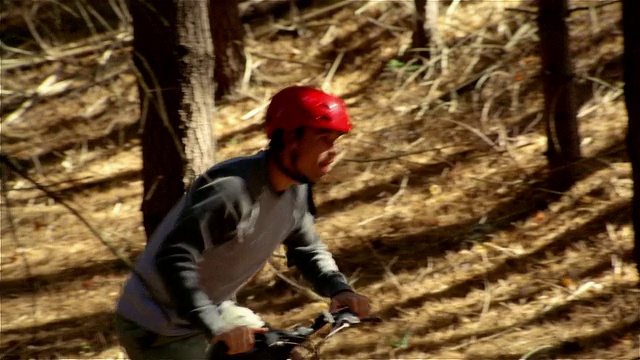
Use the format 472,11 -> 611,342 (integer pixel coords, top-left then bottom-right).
116,150 -> 352,338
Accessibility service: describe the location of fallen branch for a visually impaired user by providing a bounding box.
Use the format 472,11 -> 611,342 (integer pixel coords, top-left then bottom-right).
267,260 -> 326,302
248,51 -> 324,69
254,0 -> 354,37
441,118 -> 501,152
569,0 -> 620,13
1,30 -> 132,71
322,51 -> 344,92
342,144 -> 472,163
519,345 -> 554,360
0,152 -> 134,268
0,159 -> 38,341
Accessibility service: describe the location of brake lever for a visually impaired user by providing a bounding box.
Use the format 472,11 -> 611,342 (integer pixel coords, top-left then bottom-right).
255,329 -> 311,348
324,311 -> 382,339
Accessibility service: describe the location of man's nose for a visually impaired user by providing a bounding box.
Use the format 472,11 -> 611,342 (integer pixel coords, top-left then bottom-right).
328,144 -> 341,156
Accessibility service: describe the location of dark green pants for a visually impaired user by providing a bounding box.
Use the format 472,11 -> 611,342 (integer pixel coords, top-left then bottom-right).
114,313 -> 209,360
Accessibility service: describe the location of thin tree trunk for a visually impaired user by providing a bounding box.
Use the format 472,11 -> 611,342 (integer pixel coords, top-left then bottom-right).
412,0 -> 428,50
537,0 -> 582,191
131,0 -> 215,239
130,0 -> 185,239
411,0 -> 434,58
179,0 -> 216,178
210,0 -> 246,100
622,0 -> 640,277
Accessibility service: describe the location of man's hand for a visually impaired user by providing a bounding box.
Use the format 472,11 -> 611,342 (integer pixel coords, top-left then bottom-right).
211,326 -> 268,354
329,291 -> 371,318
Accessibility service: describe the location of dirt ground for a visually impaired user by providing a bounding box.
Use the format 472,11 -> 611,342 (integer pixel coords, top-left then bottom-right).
1,1 -> 639,359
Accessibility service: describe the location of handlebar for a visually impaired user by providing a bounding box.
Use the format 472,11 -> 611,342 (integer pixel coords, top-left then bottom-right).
208,308 -> 381,359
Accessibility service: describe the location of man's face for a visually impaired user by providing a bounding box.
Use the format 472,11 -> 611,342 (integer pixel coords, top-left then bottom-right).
289,128 -> 344,183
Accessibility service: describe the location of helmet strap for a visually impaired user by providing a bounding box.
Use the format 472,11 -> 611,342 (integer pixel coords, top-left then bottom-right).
269,148 -> 312,185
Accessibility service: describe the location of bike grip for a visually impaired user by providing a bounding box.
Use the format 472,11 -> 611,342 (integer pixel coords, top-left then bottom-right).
209,340 -> 230,355
253,332 -> 273,348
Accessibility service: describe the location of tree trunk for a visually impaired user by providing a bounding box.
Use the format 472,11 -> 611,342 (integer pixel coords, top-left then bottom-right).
536,0 -> 582,191
131,0 -> 215,240
239,0 -> 290,20
178,0 -> 216,179
622,0 -> 640,277
210,0 -> 246,100
411,0 -> 433,57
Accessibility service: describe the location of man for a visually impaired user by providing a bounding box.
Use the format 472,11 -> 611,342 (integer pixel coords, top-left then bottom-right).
115,86 -> 370,359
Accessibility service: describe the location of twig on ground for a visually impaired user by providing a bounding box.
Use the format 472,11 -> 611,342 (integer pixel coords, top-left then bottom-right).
0,40 -> 35,56
386,175 -> 408,208
519,344 -> 554,360
0,153 -> 134,268
108,0 -> 130,25
332,221 -> 403,292
383,256 -> 403,292
241,102 -> 268,121
0,160 -> 38,341
354,1 -> 377,16
254,0 -> 353,37
391,58 -> 430,101
449,327 -> 515,350
348,267 -> 362,287
569,0 -> 620,13
504,23 -> 535,51
393,306 -> 415,316
1,30 -> 132,71
462,28 -> 487,80
322,51 -> 344,92
566,281 -> 603,301
356,213 -> 389,227
506,0 -> 619,17
441,118 -> 500,152
482,242 -> 524,256
76,0 -> 98,36
480,251 -> 492,318
413,256 -> 434,283
365,16 -> 406,33
445,0 -> 461,23
267,260 -> 325,302
79,0 -> 114,32
21,5 -> 51,53
3,99 -> 35,125
241,50 -> 254,91
248,52 -> 324,69
504,7 -> 538,16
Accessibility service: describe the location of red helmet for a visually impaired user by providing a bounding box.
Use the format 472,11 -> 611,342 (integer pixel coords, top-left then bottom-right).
264,86 -> 352,139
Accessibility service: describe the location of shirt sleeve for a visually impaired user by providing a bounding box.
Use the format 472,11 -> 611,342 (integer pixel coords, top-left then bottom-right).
284,210 -> 353,298
154,176 -> 252,338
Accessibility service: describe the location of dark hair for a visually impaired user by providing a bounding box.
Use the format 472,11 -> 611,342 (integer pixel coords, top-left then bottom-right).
268,127 -> 306,152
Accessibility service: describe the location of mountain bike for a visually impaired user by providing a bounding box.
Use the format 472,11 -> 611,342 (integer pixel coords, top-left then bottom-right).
207,308 -> 382,360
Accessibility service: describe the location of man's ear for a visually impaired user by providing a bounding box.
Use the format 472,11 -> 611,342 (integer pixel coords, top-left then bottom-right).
282,130 -> 300,151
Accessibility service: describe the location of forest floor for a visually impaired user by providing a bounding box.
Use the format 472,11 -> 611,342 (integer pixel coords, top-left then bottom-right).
1,1 -> 639,359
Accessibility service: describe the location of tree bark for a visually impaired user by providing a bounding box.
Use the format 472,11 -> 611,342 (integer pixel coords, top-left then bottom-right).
178,0 -> 216,179
622,0 -> 640,277
210,0 -> 246,100
537,0 -> 582,191
239,0 -> 290,20
412,0 -> 428,50
131,0 -> 215,239
411,0 -> 433,57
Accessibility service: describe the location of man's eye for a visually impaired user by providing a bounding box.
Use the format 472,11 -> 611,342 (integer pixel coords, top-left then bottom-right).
324,136 -> 338,145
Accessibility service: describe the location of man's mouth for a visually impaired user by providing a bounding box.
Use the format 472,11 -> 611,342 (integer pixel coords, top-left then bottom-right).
318,158 -> 334,173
